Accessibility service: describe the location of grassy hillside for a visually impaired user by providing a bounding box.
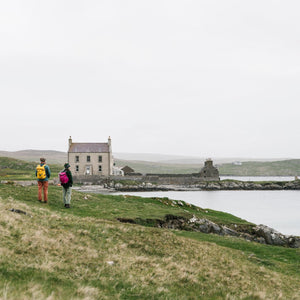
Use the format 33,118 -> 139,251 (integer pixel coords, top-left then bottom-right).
114,159 -> 202,174
0,150 -> 67,164
0,183 -> 299,299
115,158 -> 300,176
2,151 -> 300,176
0,157 -> 62,181
218,159 -> 300,176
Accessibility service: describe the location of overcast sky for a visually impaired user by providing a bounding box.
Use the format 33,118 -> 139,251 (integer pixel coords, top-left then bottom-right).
1,1 -> 300,158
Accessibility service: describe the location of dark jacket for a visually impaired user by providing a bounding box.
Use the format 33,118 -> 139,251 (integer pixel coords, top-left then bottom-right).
62,168 -> 73,188
36,163 -> 51,181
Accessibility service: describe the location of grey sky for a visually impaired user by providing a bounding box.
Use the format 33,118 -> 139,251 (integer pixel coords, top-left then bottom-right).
1,1 -> 300,158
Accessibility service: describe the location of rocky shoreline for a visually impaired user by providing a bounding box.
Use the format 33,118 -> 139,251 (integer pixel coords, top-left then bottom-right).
4,179 -> 300,191
118,214 -> 300,248
108,179 -> 300,192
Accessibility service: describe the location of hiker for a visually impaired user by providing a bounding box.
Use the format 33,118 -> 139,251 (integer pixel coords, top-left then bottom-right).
60,163 -> 73,208
36,158 -> 51,203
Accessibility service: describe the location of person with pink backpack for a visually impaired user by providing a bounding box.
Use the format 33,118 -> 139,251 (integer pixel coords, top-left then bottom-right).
59,163 -> 73,208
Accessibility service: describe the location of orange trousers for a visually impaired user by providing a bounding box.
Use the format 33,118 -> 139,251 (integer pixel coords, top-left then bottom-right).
38,181 -> 49,202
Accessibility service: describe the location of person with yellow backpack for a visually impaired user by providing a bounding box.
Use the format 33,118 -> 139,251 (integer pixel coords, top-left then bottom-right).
36,158 -> 51,203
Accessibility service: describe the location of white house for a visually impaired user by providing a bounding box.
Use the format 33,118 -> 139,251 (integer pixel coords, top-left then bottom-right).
67,136 -> 113,176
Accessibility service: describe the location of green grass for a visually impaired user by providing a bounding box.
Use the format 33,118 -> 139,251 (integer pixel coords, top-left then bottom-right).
2,155 -> 300,178
175,231 -> 300,277
0,183 -> 300,299
114,158 -> 300,176
0,157 -> 61,181
0,184 -> 252,227
114,159 -> 202,174
218,159 -> 300,176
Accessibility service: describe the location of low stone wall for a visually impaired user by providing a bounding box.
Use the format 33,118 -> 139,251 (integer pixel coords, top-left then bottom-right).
72,175 -> 144,185
110,179 -> 300,191
72,174 -> 300,190
72,174 -> 219,186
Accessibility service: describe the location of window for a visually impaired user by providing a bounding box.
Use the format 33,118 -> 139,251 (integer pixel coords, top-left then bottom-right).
98,165 -> 102,172
76,165 -> 79,172
75,156 -> 79,162
87,155 -> 90,162
98,155 -> 102,162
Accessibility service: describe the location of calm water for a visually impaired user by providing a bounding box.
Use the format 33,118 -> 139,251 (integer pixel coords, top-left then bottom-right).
114,190 -> 300,236
220,176 -> 295,181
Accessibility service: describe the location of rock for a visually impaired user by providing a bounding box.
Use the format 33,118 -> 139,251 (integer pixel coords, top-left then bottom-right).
240,233 -> 254,241
206,183 -> 221,190
253,225 -> 288,246
189,216 -> 197,223
114,183 -> 123,189
263,183 -> 282,190
221,226 -> 239,237
188,217 -> 222,234
287,236 -> 300,248
244,183 -> 263,190
221,181 -> 241,190
8,208 -> 32,218
210,223 -> 222,234
253,236 -> 266,244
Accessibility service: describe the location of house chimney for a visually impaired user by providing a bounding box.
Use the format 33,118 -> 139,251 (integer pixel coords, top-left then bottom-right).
108,136 -> 113,175
68,136 -> 72,149
205,158 -> 213,167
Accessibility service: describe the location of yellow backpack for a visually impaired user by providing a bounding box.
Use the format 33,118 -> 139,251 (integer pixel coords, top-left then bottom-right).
36,165 -> 47,180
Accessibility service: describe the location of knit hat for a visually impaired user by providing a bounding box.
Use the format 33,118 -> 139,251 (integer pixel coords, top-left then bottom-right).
64,163 -> 71,169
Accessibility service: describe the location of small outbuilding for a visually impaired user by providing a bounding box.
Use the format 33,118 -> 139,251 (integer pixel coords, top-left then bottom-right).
121,166 -> 135,175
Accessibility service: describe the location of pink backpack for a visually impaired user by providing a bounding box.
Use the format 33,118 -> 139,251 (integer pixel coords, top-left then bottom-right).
59,171 -> 69,184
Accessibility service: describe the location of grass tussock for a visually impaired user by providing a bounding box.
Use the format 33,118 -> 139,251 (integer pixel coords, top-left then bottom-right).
0,184 -> 300,299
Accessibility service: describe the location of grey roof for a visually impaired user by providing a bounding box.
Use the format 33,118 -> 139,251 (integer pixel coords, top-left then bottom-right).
69,143 -> 109,153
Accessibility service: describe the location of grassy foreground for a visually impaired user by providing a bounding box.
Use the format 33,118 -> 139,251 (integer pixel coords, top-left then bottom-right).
0,157 -> 61,181
0,184 -> 300,299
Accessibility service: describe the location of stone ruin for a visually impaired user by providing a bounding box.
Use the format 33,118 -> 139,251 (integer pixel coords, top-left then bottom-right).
198,158 -> 220,181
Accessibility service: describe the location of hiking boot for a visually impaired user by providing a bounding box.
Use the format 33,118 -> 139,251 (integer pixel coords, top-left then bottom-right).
65,204 -> 70,208
43,201 -> 48,204
38,200 -> 42,203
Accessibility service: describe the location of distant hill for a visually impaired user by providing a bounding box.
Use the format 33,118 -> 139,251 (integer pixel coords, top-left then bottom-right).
0,157 -> 36,170
218,159 -> 300,176
113,152 -> 195,162
114,158 -> 300,176
0,150 -> 67,164
0,156 -> 62,180
1,149 -> 299,176
114,153 -> 291,164
114,159 -> 202,174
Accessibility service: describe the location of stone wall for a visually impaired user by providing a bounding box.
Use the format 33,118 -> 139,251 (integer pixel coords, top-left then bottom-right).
72,174 -> 220,186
